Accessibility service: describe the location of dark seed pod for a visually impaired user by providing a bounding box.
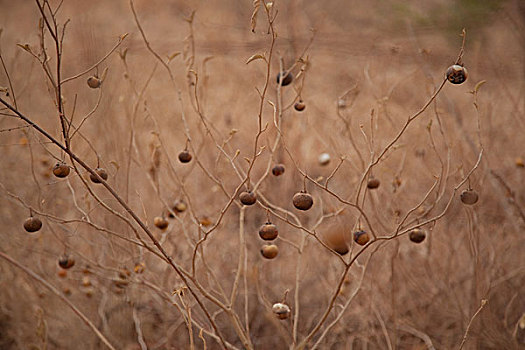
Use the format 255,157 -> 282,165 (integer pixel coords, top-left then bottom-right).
367,178 -> 380,189
353,230 -> 369,246
58,255 -> 75,269
325,230 -> 349,255
446,65 -> 468,85
89,168 -> 108,183
153,216 -> 169,230
334,245 -> 349,255
261,244 -> 279,259
239,191 -> 257,206
276,71 -> 293,86
272,303 -> 291,320
409,228 -> 426,243
87,76 -> 101,89
293,191 -> 313,211
294,100 -> 306,112
272,164 -> 285,176
178,150 -> 192,163
52,163 -> 70,178
460,189 -> 479,205
24,217 -> 42,232
259,222 -> 278,241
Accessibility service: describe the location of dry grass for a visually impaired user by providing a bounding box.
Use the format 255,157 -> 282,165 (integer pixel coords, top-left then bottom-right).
0,0 -> 524,349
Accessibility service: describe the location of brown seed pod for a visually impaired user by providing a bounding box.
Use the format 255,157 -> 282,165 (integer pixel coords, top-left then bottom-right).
52,162 -> 70,178
276,71 -> 293,86
87,76 -> 101,89
367,178 -> 380,189
153,216 -> 169,230
57,269 -> 68,278
24,217 -> 42,232
446,65 -> 468,85
353,230 -> 370,246
294,100 -> 306,112
409,228 -> 426,243
58,255 -> 75,269
239,191 -> 257,206
272,164 -> 285,176
293,191 -> 313,211
178,150 -> 192,163
325,229 -> 349,255
333,245 -> 349,255
460,189 -> 479,205
259,222 -> 278,241
134,262 -> 146,274
272,302 -> 291,320
173,200 -> 187,213
89,167 -> 108,183
260,244 -> 279,259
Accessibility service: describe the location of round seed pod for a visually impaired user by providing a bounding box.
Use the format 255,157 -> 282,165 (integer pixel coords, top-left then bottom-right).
178,150 -> 192,163
153,216 -> 169,230
272,164 -> 285,176
239,191 -> 257,206
58,255 -> 75,269
276,71 -> 293,86
89,168 -> 108,183
409,228 -> 426,243
367,178 -> 380,189
293,191 -> 313,211
353,230 -> 370,246
272,302 -> 291,320
52,162 -> 70,178
460,189 -> 479,205
446,65 -> 468,85
259,222 -> 278,241
294,100 -> 306,112
325,230 -> 349,255
24,217 -> 42,232
260,244 -> 279,259
173,200 -> 187,213
318,153 -> 331,166
82,276 -> 91,287
333,245 -> 349,255
134,262 -> 146,274
87,76 -> 101,89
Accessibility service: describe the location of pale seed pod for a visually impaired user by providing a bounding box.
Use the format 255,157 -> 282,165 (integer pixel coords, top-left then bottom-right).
318,153 -> 331,166
272,302 -> 291,320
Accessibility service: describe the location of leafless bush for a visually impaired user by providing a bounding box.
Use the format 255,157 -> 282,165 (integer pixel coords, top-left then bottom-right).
0,0 -> 523,349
